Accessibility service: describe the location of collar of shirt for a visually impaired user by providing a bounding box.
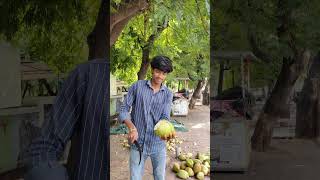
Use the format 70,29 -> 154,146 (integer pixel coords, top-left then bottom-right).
146,79 -> 166,91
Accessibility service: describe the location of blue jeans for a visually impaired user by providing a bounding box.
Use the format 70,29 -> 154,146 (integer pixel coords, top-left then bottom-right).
24,161 -> 68,180
130,146 -> 166,180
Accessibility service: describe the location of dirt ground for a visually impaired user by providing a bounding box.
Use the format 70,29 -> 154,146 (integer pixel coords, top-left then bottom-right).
110,105 -> 210,180
214,138 -> 320,180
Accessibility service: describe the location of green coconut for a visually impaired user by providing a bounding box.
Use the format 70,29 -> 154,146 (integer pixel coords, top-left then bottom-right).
203,155 -> 210,161
193,159 -> 202,164
154,120 -> 175,139
186,152 -> 193,159
179,154 -> 187,161
172,162 -> 180,173
193,162 -> 202,174
186,159 -> 194,168
202,165 -> 209,175
196,172 -> 205,180
197,153 -> 206,162
204,161 -> 210,169
185,167 -> 195,176
180,161 -> 187,170
176,170 -> 189,179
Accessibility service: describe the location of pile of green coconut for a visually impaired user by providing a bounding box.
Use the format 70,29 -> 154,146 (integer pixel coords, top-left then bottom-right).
172,152 -> 210,179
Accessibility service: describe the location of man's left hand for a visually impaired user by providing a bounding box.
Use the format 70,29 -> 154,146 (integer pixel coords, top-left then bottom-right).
161,131 -> 176,141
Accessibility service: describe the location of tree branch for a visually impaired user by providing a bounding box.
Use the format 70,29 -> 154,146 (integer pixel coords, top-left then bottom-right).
110,0 -> 149,33
195,0 -> 209,35
247,27 -> 273,62
245,0 -> 273,62
142,18 -> 169,50
276,0 -> 299,56
110,0 -> 150,46
110,14 -> 136,46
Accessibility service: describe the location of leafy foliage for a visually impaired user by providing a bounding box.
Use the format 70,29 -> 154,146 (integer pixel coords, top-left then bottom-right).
111,0 -> 210,87
0,0 -> 100,73
212,0 -> 320,90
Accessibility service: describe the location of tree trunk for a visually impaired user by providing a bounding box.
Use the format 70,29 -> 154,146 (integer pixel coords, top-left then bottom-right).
137,17 -> 168,80
67,0 -> 149,172
137,46 -> 151,80
217,61 -> 224,95
251,50 -> 310,151
296,54 -> 320,138
67,0 -> 109,172
189,79 -> 206,109
202,80 -> 210,105
87,0 -> 109,60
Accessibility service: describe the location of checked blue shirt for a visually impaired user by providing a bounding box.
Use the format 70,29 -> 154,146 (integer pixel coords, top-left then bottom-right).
119,80 -> 173,154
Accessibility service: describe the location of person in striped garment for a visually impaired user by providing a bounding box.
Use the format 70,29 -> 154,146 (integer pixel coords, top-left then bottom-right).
23,59 -> 109,180
119,55 -> 175,180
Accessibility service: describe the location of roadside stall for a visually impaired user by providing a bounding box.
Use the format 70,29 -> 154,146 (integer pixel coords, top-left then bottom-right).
171,78 -> 190,117
211,51 -> 257,172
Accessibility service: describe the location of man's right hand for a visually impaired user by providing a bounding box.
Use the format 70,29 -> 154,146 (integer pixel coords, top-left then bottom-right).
123,120 -> 139,144
128,128 -> 139,144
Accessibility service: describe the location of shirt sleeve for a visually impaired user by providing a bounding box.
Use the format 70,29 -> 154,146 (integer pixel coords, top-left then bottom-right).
118,82 -> 137,123
23,64 -> 87,167
160,91 -> 173,120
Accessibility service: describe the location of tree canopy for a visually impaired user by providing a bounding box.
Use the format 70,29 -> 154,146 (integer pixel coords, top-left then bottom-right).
212,0 -> 320,91
0,0 -> 100,72
111,0 -> 210,87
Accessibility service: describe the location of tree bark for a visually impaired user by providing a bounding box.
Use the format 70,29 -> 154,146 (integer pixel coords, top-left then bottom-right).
249,0 -> 311,151
87,0 -> 109,60
202,80 -> 210,105
137,43 -> 152,80
251,50 -> 310,151
67,0 -> 149,172
247,27 -> 273,63
110,0 -> 149,46
296,54 -> 320,138
68,0 -> 109,172
189,79 -> 206,109
195,0 -> 209,35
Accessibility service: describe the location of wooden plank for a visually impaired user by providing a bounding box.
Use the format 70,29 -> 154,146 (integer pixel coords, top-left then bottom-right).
22,96 -> 56,105
0,106 -> 39,116
21,61 -> 66,80
21,73 -> 66,80
110,94 -> 123,99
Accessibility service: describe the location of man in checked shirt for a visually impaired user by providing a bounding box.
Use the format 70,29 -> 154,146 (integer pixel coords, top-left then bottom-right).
23,59 -> 109,180
119,55 -> 175,180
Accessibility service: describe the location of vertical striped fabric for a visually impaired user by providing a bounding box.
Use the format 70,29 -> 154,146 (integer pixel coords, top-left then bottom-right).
23,59 -> 109,180
119,80 -> 173,154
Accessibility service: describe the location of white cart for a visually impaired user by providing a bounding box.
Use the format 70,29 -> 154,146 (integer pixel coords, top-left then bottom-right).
211,51 -> 257,172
